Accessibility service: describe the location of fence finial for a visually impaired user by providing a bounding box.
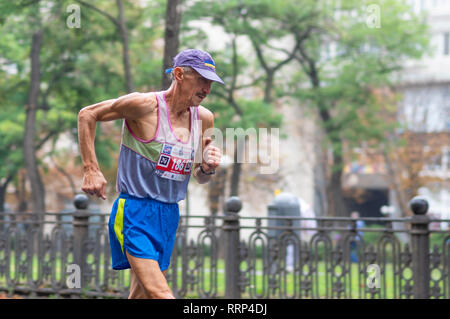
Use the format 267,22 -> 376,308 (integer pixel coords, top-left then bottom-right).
225,196 -> 242,214
409,196 -> 429,215
74,193 -> 89,210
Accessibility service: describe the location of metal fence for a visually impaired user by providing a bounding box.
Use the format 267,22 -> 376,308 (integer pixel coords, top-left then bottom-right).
0,196 -> 448,299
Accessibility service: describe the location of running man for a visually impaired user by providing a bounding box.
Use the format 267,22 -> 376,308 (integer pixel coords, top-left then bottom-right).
77,49 -> 224,299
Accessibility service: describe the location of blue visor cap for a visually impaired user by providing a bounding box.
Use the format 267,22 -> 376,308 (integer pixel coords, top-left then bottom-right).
168,49 -> 225,85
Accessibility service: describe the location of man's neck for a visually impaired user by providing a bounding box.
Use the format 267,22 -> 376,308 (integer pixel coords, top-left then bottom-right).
164,86 -> 190,118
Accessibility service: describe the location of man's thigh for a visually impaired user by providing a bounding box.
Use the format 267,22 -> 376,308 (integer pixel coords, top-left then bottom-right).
126,251 -> 174,299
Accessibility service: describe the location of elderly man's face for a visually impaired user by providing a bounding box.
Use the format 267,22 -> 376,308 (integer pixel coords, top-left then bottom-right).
178,68 -> 212,106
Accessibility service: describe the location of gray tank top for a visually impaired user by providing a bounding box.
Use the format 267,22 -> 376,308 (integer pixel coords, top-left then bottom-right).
116,91 -> 201,203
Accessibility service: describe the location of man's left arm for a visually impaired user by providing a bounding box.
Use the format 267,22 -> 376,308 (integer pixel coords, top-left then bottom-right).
193,106 -> 221,184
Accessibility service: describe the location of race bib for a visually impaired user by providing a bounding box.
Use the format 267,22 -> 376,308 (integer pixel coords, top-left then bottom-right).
155,143 -> 193,181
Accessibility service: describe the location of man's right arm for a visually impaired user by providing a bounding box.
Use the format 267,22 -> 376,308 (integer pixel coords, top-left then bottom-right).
77,92 -> 156,199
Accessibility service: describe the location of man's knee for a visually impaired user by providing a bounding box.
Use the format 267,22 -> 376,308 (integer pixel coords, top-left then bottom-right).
128,285 -> 148,299
144,286 -> 175,299
126,253 -> 174,299
129,270 -> 149,299
139,273 -> 175,299
128,274 -> 174,299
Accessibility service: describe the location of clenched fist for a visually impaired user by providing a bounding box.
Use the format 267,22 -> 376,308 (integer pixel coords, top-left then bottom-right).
81,168 -> 107,200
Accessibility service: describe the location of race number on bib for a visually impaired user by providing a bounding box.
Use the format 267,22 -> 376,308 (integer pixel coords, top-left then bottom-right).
156,143 -> 193,181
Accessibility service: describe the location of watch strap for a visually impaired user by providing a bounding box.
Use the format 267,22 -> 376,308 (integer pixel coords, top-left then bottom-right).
200,165 -> 216,175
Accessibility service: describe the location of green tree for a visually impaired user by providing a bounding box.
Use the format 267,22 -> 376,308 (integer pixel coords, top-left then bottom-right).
162,0 -> 183,90
0,1 -> 30,211
0,0 -> 163,211
74,0 -> 135,93
0,0 -> 47,213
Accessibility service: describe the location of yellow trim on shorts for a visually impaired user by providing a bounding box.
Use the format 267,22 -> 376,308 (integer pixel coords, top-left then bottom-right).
114,198 -> 126,253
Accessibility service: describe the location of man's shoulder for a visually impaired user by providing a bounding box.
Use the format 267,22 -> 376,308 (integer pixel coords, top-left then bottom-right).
137,91 -> 158,103
128,91 -> 158,111
115,92 -> 158,120
197,105 -> 214,121
196,105 -> 214,131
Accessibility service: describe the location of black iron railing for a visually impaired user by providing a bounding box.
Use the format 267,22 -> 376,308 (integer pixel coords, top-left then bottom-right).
0,196 -> 448,299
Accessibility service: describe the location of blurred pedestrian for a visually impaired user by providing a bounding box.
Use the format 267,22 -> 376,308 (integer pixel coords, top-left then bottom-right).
350,211 -> 365,263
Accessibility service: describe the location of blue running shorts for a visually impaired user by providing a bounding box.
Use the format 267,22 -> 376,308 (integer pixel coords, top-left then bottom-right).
108,193 -> 180,271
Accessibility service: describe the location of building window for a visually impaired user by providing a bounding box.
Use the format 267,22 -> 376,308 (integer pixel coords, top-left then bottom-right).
444,32 -> 450,56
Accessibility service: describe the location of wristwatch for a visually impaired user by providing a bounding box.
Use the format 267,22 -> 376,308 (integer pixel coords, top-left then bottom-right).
200,165 -> 216,175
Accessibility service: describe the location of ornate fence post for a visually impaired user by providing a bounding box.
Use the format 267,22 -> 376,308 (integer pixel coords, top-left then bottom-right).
224,196 -> 242,299
409,196 -> 430,299
73,194 -> 90,290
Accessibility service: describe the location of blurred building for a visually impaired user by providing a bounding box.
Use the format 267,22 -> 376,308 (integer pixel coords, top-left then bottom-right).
398,0 -> 450,221
342,0 -> 450,221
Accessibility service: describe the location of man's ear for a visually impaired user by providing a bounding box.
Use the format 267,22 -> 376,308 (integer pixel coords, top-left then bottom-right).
173,67 -> 184,82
